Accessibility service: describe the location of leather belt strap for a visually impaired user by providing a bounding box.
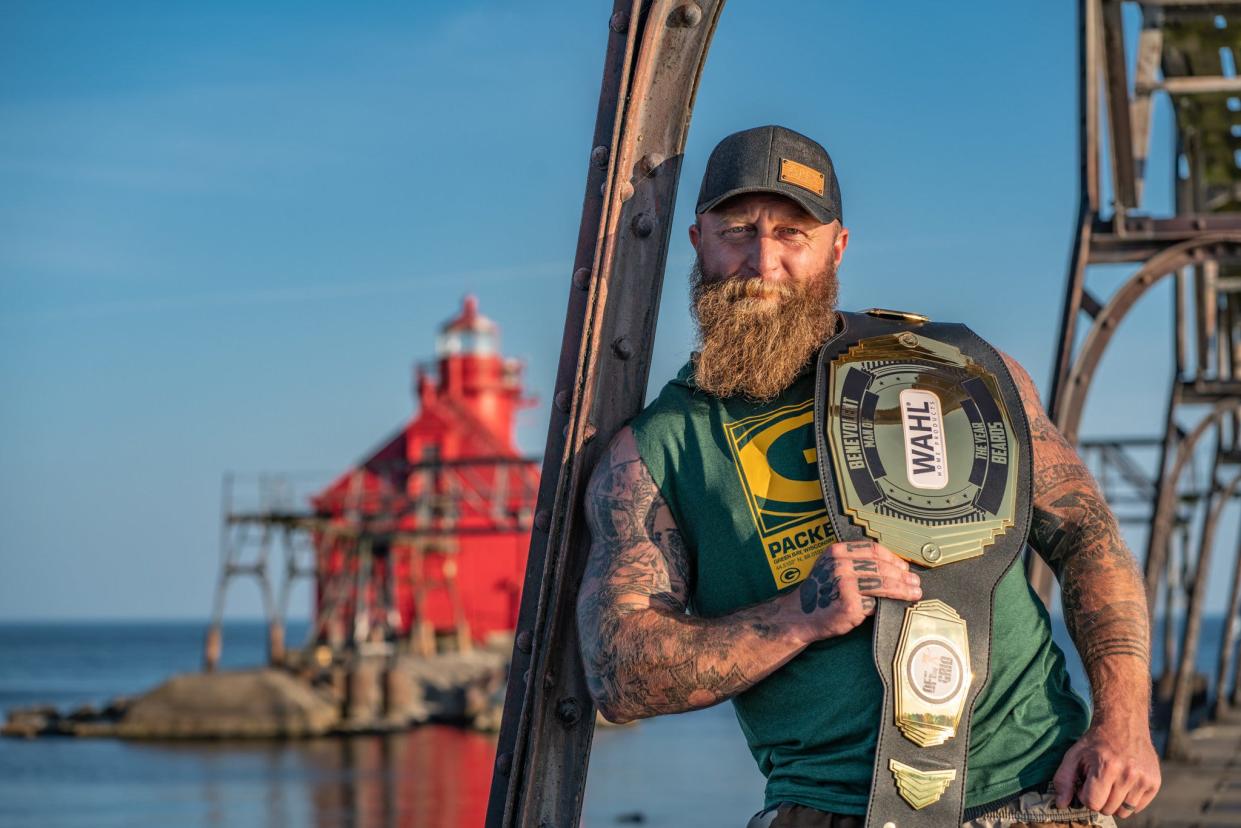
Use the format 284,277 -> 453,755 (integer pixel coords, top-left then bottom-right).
812,311 -> 1034,828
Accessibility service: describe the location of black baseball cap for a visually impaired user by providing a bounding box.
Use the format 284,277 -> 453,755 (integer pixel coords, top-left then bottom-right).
696,125 -> 842,225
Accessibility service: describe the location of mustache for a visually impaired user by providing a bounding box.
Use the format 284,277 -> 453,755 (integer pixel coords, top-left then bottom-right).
700,276 -> 794,301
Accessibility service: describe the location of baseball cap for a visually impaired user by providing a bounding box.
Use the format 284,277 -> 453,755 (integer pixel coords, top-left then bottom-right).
696,125 -> 843,225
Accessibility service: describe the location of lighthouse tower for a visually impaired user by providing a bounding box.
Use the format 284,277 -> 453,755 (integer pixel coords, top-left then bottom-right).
311,296 -> 539,652
414,294 -> 528,455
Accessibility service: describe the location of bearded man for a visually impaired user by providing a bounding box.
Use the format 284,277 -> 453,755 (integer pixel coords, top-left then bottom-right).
575,126 -> 1160,827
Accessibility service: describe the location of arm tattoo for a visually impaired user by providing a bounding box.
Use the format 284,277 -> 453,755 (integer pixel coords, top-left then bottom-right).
1003,354 -> 1151,682
577,431 -> 794,722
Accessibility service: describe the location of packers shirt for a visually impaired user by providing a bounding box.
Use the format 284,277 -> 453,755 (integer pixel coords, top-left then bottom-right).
630,361 -> 1089,815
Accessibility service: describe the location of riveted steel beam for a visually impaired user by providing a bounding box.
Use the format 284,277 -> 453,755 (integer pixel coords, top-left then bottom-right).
485,2 -> 725,825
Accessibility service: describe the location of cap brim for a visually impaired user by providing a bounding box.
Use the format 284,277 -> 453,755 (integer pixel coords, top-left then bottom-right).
696,184 -> 839,225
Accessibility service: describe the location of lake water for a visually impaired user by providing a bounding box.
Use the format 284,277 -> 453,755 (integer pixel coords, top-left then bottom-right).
0,616 -> 1231,827
0,621 -> 765,827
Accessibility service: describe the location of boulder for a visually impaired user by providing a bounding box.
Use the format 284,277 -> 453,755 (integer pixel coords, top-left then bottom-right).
114,668 -> 339,738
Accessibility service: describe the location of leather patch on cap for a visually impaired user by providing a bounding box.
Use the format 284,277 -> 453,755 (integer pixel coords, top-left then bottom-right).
779,158 -> 825,196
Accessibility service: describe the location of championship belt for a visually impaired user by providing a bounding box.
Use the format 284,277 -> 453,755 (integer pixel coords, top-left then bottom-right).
812,309 -> 1033,828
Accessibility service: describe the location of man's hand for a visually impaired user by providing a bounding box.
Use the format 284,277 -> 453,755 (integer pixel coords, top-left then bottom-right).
787,540 -> 922,644
1052,719 -> 1161,817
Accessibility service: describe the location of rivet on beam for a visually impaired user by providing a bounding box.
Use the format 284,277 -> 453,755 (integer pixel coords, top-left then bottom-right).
534,509 -> 551,531
640,152 -> 665,176
613,337 -> 634,360
674,3 -> 703,27
632,212 -> 656,237
617,181 -> 635,201
556,697 -> 581,728
496,752 -> 513,776
609,11 -> 629,33
515,630 -> 533,654
573,267 -> 592,290
591,145 -> 610,168
554,389 -> 572,412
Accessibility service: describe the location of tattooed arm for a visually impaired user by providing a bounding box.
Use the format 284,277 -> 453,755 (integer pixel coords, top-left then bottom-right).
576,427 -> 922,724
1002,353 -> 1160,818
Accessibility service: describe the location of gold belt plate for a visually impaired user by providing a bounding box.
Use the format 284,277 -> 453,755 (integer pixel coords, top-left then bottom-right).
893,599 -> 972,747
889,759 -> 957,810
824,332 -> 1020,567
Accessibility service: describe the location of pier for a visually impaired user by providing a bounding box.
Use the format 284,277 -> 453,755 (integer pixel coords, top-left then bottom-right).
1143,715 -> 1241,826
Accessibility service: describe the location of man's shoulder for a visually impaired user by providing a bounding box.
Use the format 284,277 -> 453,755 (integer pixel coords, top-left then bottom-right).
631,361 -> 712,450
635,361 -> 703,419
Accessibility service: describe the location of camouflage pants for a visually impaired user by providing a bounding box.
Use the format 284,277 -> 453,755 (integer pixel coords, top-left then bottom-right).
746,789 -> 1117,828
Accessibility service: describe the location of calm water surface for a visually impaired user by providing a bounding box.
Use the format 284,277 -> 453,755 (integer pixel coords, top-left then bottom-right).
0,622 -> 764,827
0,616 -> 1229,827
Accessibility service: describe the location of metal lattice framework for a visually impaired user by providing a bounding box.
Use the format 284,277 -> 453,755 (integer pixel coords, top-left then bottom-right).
1039,0 -> 1241,761
203,456 -> 539,671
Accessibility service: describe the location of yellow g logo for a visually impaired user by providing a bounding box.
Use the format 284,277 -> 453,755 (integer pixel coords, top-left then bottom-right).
723,400 -> 837,588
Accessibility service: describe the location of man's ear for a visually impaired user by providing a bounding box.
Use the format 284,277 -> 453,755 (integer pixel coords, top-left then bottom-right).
833,225 -> 849,267
688,221 -> 700,252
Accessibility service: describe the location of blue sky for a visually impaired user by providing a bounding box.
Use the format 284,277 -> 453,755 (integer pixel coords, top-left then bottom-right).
1,1 -> 1222,620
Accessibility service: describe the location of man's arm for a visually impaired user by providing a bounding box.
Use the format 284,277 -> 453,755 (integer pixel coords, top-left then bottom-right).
1002,353 -> 1161,818
576,427 -> 921,724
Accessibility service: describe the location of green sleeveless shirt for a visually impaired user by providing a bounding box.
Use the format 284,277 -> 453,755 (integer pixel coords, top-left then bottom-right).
630,361 -> 1090,815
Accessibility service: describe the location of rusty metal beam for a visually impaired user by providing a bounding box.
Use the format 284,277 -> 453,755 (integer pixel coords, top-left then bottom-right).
1047,209 -> 1094,428
1131,22 -> 1162,204
1055,236 -> 1241,445
1152,77 -> 1241,95
1214,511 -> 1241,718
1134,0 -> 1241,6
1101,0 -> 1138,210
1166,454 -> 1238,758
485,3 -> 725,825
1089,222 -> 1241,262
1144,400 -> 1240,610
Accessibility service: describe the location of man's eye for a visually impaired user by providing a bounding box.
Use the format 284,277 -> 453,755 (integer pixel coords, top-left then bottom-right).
722,226 -> 750,236
778,227 -> 805,237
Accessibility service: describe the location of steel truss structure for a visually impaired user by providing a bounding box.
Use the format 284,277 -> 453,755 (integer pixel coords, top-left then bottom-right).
1040,0 -> 1241,761
204,455 -> 538,672
487,1 -> 1241,823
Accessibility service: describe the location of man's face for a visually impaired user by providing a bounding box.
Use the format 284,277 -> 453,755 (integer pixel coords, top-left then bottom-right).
686,192 -> 850,401
689,192 -> 848,296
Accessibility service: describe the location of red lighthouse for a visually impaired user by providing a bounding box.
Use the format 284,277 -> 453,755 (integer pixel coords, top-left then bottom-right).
310,296 -> 539,653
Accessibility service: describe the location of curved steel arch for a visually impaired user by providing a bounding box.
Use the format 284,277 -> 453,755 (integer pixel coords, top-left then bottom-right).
1143,400 -> 1241,612
1054,234 -> 1241,444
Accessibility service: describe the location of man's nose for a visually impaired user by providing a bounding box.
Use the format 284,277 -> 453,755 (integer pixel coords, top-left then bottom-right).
749,234 -> 783,279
